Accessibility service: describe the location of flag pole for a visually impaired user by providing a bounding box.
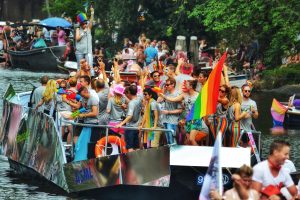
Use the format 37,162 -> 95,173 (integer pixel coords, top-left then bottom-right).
217,131 -> 222,196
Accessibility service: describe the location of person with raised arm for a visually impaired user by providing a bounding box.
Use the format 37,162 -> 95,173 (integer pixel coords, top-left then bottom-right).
75,5 -> 94,75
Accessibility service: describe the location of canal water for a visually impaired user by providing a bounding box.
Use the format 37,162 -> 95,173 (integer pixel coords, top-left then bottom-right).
0,68 -> 299,199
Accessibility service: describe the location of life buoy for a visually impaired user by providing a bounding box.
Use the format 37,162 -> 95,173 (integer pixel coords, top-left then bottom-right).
95,136 -> 127,158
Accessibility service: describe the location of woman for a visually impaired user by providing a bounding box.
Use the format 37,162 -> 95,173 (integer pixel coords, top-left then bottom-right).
35,79 -> 57,118
160,80 -> 209,145
106,84 -> 127,135
139,88 -> 162,148
209,84 -> 230,146
227,86 -> 250,147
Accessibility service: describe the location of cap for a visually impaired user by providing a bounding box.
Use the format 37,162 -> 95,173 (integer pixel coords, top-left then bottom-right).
69,71 -> 76,77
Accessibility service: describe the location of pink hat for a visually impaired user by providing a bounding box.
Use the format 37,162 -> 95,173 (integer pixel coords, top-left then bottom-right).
112,84 -> 125,95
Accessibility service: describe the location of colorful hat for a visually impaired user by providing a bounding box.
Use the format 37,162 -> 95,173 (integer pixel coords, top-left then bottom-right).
112,84 -> 125,95
77,13 -> 87,23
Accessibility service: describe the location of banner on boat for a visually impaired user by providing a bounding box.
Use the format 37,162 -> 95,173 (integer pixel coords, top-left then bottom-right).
0,85 -> 68,191
64,145 -> 170,192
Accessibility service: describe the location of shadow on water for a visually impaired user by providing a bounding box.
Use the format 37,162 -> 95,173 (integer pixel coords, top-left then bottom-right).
0,68 -> 299,198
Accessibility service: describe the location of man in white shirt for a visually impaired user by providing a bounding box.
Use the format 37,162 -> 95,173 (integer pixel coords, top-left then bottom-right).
252,140 -> 298,198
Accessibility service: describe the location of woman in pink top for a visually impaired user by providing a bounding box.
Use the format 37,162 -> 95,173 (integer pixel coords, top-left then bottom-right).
57,26 -> 66,46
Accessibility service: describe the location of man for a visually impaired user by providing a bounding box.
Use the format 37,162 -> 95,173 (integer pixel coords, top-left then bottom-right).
95,78 -> 109,125
146,71 -> 162,88
159,78 -> 182,144
252,140 -> 298,198
72,86 -> 100,161
144,41 -> 158,65
31,75 -> 48,111
79,75 -> 99,101
75,6 -> 94,75
240,84 -> 259,131
77,86 -> 99,124
116,85 -> 142,152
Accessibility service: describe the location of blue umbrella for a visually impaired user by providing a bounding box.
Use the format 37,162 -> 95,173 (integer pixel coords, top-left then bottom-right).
39,17 -> 72,29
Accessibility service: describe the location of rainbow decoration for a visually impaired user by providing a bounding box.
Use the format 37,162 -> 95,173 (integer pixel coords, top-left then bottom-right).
77,13 -> 87,23
186,52 -> 227,121
271,98 -> 288,127
144,99 -> 154,147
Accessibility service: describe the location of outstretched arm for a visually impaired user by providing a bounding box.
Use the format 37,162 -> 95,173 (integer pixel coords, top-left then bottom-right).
88,6 -> 94,30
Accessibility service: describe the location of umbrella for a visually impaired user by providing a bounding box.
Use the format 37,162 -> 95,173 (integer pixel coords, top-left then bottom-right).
39,17 -> 72,29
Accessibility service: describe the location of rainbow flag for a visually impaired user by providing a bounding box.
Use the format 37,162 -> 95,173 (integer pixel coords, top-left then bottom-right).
271,98 -> 288,127
186,53 -> 227,121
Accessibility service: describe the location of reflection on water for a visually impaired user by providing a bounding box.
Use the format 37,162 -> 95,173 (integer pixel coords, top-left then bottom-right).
0,68 -> 299,198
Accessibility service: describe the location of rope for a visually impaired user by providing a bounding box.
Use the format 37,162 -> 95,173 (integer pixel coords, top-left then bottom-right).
49,46 -> 61,60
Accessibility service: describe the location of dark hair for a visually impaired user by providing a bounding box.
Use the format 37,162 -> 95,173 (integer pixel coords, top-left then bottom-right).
220,84 -> 231,96
120,80 -> 131,87
150,70 -> 160,78
80,75 -> 91,85
241,83 -> 250,91
187,80 -> 197,90
69,77 -> 77,87
59,80 -> 67,87
143,87 -> 157,100
199,71 -> 208,79
40,75 -> 49,85
78,86 -> 88,94
126,85 -> 138,95
269,140 -> 290,155
96,79 -> 105,89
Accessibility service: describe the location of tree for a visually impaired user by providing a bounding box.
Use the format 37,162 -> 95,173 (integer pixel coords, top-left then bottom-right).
189,0 -> 300,66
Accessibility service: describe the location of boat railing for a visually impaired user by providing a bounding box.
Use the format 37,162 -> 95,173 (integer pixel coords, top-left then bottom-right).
60,119 -> 175,161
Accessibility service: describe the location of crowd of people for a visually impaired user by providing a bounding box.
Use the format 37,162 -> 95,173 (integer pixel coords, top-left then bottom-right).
3,8 -> 298,199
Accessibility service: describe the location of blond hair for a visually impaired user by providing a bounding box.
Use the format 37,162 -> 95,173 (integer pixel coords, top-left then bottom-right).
229,87 -> 242,106
114,93 -> 123,105
43,79 -> 57,102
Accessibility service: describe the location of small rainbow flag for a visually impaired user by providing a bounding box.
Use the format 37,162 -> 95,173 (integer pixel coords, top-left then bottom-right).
271,98 -> 288,127
186,52 -> 227,121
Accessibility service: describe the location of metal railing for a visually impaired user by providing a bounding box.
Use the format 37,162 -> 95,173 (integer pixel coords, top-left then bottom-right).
60,119 -> 175,161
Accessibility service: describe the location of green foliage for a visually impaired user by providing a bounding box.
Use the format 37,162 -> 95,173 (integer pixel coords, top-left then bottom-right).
261,64 -> 300,89
43,0 -> 208,51
189,0 -> 300,67
45,0 -> 85,19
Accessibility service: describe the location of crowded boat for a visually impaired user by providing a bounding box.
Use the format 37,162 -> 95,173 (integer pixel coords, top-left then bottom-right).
1,7 -> 300,200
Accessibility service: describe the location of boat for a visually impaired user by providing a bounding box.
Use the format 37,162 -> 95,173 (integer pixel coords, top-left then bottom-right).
8,46 -> 66,71
284,107 -> 300,128
57,59 -> 78,73
200,65 -> 249,88
282,96 -> 300,129
0,84 -> 257,198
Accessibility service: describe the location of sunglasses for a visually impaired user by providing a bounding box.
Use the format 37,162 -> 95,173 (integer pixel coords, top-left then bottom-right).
165,83 -> 173,87
219,89 -> 226,93
243,90 -> 251,93
153,75 -> 160,78
143,93 -> 149,96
